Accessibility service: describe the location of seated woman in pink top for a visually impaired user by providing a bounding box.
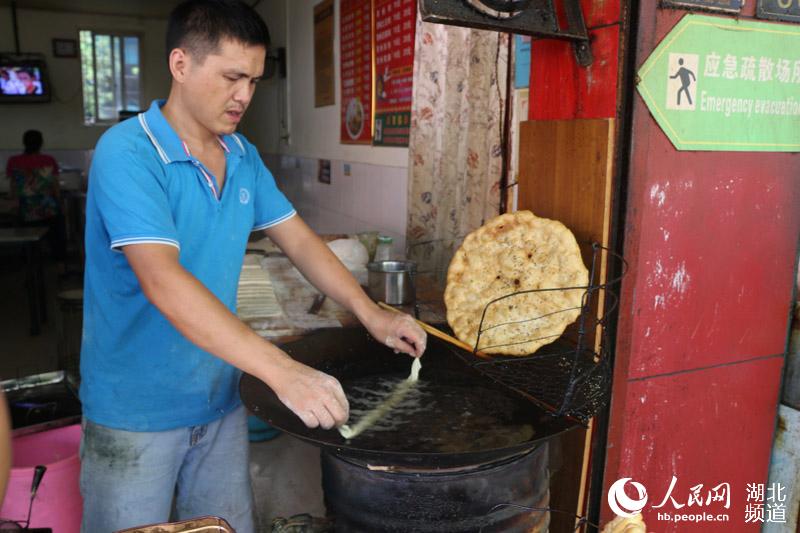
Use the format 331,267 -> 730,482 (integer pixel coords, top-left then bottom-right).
5,130 -> 66,261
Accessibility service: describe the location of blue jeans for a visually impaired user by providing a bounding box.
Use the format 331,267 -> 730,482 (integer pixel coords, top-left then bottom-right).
79,405 -> 254,533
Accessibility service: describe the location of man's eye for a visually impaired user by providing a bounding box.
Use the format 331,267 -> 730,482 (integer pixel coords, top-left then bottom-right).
225,76 -> 239,82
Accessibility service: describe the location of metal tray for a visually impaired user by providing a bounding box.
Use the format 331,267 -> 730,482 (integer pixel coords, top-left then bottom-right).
2,371 -> 82,436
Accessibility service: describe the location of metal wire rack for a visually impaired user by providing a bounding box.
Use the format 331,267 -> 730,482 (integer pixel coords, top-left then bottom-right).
470,243 -> 627,423
441,243 -> 626,424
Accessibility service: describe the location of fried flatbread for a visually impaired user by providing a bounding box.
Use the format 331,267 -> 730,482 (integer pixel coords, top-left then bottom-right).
444,211 -> 588,355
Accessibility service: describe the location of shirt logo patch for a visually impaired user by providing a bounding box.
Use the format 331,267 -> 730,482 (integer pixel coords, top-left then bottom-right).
239,188 -> 251,205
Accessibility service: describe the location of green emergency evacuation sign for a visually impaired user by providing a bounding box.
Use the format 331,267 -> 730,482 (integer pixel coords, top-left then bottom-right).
637,14 -> 800,151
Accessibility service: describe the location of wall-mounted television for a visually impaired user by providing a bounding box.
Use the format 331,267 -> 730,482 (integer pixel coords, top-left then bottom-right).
0,57 -> 51,103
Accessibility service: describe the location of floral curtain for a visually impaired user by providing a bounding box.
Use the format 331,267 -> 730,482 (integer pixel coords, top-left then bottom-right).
406,16 -> 509,281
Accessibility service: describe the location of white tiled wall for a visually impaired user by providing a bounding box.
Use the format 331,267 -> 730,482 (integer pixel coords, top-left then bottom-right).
263,154 -> 408,257
1,147 -> 409,255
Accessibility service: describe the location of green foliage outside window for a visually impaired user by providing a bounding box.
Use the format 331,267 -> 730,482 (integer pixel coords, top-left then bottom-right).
80,30 -> 141,125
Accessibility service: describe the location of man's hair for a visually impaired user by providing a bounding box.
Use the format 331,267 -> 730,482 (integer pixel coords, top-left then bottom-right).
166,0 -> 270,65
23,130 -> 43,154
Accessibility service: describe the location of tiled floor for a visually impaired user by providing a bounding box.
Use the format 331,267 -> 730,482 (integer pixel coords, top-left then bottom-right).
0,252 -> 325,532
250,433 -> 326,531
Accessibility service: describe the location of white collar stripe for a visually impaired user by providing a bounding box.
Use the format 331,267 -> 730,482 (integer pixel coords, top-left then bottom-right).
179,138 -> 229,156
218,137 -> 231,153
232,133 -> 245,153
138,114 -> 171,164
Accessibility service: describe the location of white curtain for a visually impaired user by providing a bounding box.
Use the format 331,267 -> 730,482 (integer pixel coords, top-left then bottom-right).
406,16 -> 510,281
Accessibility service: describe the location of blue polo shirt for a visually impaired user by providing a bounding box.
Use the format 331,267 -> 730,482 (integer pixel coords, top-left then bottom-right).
80,100 -> 295,431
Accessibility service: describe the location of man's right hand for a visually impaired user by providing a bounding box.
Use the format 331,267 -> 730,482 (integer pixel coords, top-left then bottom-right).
267,357 -> 349,430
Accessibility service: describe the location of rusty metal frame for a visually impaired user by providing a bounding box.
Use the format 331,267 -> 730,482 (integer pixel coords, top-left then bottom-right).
419,0 -> 593,66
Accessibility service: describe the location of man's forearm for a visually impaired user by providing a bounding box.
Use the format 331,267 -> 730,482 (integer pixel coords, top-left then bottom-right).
264,216 -> 427,358
124,245 -> 291,387
266,217 -> 379,323
123,243 -> 352,429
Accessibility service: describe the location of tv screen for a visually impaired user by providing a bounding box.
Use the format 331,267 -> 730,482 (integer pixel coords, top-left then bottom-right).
0,59 -> 50,103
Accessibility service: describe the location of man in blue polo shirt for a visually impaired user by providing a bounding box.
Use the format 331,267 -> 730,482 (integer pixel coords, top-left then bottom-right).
79,1 -> 426,531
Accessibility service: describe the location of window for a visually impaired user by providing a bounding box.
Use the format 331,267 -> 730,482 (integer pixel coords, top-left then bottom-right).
79,30 -> 141,125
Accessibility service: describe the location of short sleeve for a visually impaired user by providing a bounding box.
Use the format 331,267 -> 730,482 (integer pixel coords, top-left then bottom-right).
90,146 -> 180,251
252,156 -> 296,231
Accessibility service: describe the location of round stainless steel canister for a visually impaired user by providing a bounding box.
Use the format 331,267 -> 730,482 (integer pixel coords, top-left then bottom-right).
367,260 -> 417,305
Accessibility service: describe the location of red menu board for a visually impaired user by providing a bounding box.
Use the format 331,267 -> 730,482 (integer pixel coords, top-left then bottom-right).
373,0 -> 416,146
340,0 -> 373,144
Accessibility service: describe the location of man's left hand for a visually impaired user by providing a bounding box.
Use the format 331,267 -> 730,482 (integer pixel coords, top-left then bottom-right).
363,308 -> 427,358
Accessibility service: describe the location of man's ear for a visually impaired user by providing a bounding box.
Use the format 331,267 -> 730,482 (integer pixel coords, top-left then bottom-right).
168,48 -> 190,82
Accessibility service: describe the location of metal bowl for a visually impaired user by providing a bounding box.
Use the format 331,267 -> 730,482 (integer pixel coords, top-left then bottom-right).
367,260 -> 417,305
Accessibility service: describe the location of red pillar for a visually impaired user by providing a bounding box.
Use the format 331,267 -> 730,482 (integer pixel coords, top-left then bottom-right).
528,0 -> 621,121
529,3 -> 800,531
602,4 -> 800,531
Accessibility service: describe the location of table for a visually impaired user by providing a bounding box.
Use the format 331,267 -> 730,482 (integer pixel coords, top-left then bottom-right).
244,251 -> 447,343
0,227 -> 48,335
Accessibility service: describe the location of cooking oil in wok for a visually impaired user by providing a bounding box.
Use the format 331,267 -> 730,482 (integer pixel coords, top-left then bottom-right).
340,372 -> 535,454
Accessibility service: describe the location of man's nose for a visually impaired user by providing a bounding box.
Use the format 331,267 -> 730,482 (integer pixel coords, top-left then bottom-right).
233,82 -> 254,106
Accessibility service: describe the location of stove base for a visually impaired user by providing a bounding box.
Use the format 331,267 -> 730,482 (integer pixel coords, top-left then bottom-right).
321,443 -> 550,533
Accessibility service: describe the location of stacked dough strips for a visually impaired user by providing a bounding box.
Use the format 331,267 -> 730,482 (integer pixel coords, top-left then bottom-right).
236,257 -> 284,320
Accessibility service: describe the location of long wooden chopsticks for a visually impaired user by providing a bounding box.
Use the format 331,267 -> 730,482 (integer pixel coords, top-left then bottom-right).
377,301 -> 490,359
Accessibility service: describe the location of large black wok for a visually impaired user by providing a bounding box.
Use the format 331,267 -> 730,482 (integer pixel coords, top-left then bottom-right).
240,327 -> 579,469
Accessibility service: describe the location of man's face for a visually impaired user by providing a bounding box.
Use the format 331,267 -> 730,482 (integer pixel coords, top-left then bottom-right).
17,71 -> 32,87
180,39 -> 265,136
